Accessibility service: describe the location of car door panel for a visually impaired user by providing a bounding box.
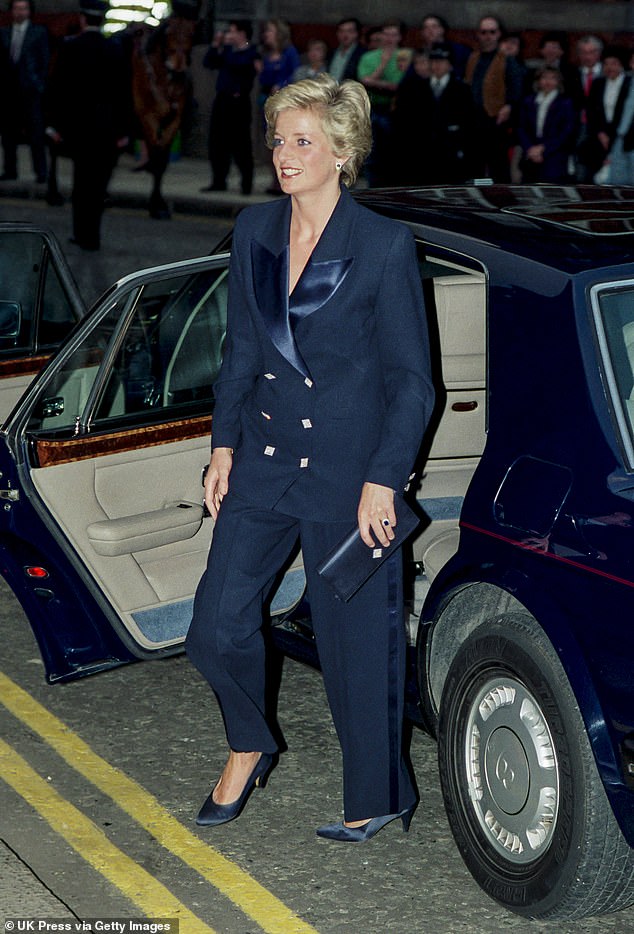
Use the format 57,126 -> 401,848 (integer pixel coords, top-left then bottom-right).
31,435 -> 214,649
31,432 -> 304,651
2,255 -> 306,678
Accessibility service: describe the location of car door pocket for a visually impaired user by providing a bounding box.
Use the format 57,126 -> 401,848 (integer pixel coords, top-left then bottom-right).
87,502 -> 204,556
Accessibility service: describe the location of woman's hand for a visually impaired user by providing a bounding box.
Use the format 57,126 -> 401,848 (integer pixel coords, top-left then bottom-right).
205,447 -> 233,520
357,481 -> 396,548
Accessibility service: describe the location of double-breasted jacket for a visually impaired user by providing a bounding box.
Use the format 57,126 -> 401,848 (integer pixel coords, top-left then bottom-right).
211,186 -> 434,522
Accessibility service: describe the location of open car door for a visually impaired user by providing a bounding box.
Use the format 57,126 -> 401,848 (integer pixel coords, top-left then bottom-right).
0,254 -> 305,682
0,225 -> 85,420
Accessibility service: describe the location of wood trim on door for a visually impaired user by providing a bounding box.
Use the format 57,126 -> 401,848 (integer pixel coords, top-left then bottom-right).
35,415 -> 212,467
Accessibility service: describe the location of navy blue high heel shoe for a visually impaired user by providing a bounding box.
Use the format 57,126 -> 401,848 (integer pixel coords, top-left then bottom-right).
316,805 -> 415,842
195,753 -> 274,827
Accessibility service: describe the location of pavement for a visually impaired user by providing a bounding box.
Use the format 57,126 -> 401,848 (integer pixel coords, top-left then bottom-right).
0,149 -> 277,221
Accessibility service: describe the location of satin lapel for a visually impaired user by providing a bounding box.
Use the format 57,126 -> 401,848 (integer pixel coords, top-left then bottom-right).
290,186 -> 356,324
290,256 -> 353,324
249,187 -> 358,376
251,239 -> 311,379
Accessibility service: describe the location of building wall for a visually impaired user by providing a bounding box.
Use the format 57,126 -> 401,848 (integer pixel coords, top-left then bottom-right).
12,0 -> 634,35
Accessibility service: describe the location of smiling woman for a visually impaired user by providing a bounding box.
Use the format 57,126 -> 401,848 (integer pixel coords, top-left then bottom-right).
185,74 -> 435,842
264,76 -> 371,191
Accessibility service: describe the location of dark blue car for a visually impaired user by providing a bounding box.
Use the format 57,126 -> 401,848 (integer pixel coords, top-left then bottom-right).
2,186 -> 634,921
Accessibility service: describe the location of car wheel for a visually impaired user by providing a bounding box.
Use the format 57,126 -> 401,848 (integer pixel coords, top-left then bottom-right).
437,612 -> 634,920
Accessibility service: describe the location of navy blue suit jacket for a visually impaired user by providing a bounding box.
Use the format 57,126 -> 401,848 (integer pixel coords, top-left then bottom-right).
0,21 -> 49,94
211,186 -> 434,521
518,93 -> 576,182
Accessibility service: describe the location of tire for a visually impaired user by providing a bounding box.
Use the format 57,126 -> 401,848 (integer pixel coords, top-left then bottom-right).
437,612 -> 634,920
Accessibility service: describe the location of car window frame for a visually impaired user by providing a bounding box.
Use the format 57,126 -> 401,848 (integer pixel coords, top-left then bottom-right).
4,253 -> 231,463
590,278 -> 634,472
411,234 -> 490,433
0,224 -> 85,357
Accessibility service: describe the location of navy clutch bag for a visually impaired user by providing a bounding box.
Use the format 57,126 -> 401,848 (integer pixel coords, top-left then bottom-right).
316,497 -> 420,602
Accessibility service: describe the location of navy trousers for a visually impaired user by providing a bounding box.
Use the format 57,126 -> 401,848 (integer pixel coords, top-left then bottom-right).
185,491 -> 416,822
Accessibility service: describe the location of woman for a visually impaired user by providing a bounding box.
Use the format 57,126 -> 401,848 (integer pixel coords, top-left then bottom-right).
517,65 -> 576,183
257,19 -> 301,98
186,75 -> 434,842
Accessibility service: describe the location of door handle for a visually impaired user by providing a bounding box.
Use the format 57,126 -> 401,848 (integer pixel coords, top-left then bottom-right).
452,401 -> 478,412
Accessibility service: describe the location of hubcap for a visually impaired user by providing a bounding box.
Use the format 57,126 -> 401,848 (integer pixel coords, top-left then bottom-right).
463,676 -> 559,864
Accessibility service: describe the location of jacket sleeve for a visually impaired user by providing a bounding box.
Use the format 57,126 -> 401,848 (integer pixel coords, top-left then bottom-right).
364,225 -> 435,491
210,215 -> 262,450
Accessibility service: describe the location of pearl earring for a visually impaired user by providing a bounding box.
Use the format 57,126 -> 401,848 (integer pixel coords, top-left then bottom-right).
336,161 -> 342,170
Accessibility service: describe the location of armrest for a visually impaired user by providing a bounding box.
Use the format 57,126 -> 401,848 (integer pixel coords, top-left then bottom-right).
87,503 -> 204,556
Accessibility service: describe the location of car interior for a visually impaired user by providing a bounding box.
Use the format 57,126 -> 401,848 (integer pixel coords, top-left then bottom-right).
593,285 -> 634,473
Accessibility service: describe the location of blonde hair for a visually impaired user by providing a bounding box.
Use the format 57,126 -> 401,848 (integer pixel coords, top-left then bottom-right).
264,74 -> 371,187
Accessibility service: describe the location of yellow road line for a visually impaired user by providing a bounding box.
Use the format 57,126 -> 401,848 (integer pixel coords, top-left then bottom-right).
0,671 -> 318,934
0,738 -> 215,931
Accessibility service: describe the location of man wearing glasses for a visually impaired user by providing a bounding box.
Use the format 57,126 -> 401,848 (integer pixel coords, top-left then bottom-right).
464,15 -> 524,181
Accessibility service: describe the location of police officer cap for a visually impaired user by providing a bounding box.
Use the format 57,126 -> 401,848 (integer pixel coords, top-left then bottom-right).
80,0 -> 107,15
429,43 -> 452,61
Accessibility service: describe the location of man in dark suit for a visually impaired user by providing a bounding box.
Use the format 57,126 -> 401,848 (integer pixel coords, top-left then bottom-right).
46,0 -> 129,250
570,34 -> 604,181
582,47 -> 631,182
201,20 -> 259,195
464,15 -> 524,182
393,43 -> 476,184
327,17 -> 365,82
0,0 -> 49,182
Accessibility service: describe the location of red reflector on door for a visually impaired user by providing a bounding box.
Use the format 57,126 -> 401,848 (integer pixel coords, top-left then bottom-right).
25,566 -> 49,579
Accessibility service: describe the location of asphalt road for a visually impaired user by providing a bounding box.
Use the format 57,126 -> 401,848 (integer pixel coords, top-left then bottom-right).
1,200 -> 634,933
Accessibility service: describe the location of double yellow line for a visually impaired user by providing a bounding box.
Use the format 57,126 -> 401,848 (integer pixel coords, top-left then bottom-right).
0,671 -> 318,934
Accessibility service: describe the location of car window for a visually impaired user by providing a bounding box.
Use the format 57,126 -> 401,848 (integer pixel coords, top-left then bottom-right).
592,282 -> 634,469
26,296 -> 128,434
25,262 -> 229,438
0,230 -> 78,354
89,266 -> 228,429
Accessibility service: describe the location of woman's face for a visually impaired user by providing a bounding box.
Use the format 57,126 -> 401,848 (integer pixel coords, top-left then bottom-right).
603,56 -> 624,81
262,22 -> 277,49
272,108 -> 343,197
538,70 -> 559,94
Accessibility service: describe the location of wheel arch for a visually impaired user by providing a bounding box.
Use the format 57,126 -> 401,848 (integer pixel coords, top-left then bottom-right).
419,575 -> 625,796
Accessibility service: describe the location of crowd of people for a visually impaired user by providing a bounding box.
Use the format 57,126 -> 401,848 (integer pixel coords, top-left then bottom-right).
0,0 -> 129,249
202,14 -> 634,191
2,4 -> 634,216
